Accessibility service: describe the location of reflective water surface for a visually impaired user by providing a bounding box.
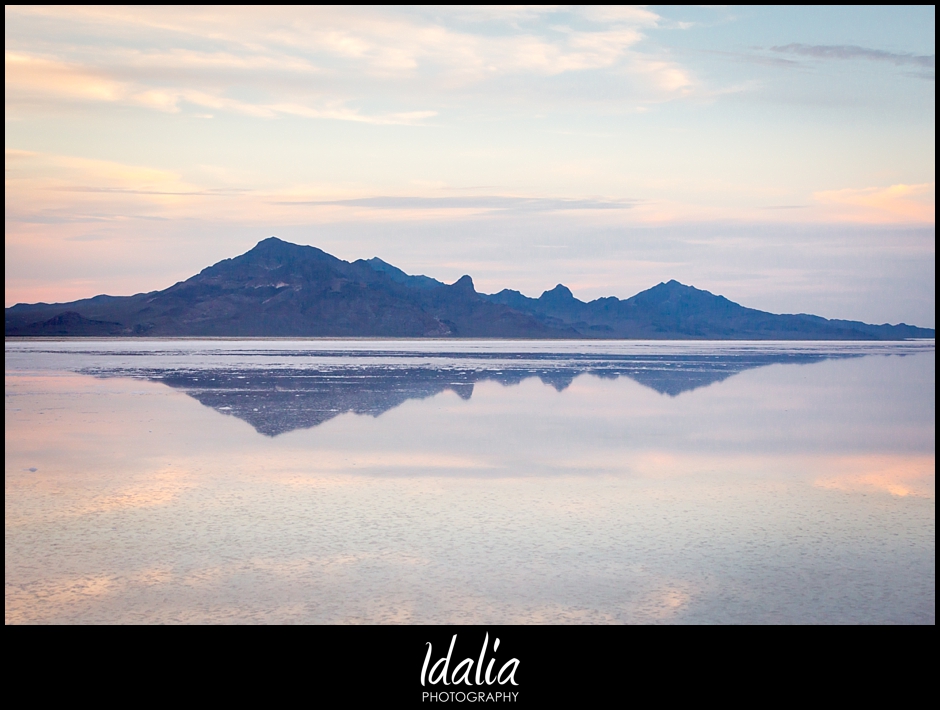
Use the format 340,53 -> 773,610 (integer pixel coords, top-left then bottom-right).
5,339 -> 935,624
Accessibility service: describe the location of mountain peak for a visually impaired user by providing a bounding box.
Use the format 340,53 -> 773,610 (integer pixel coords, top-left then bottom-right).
643,280 -> 708,298
251,236 -> 291,252
540,284 -> 575,301
452,275 -> 475,292
245,236 -> 299,258
239,237 -> 337,267
656,279 -> 688,290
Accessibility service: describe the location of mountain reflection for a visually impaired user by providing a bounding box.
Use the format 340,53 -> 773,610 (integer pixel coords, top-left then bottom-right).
91,351 -> 858,436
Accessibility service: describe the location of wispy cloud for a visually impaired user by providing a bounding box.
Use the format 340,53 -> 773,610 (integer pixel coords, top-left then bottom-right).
4,50 -> 438,124
4,6 -> 695,122
6,150 -> 641,231
814,183 -> 935,224
275,196 -> 638,212
771,43 -> 935,79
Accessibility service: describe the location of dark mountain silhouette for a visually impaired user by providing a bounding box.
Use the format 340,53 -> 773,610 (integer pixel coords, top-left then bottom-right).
6,237 -> 934,339
483,280 -> 933,339
5,238 -> 558,338
85,349 -> 857,436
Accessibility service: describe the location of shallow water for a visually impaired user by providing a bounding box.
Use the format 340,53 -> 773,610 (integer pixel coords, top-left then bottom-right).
5,339 -> 935,624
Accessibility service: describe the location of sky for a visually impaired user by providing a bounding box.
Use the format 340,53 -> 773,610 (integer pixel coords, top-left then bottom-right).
4,6 -> 935,326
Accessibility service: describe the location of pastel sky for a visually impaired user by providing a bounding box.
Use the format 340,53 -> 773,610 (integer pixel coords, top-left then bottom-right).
5,6 -> 936,326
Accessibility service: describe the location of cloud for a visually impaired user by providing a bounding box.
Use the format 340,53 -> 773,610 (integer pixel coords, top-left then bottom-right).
5,51 -> 127,103
626,56 -> 693,93
578,6 -> 660,26
7,149 -> 659,246
7,151 -> 638,232
4,150 -> 214,227
771,43 -> 935,76
445,7 -> 560,24
266,103 -> 437,125
771,43 -> 934,68
273,196 -> 638,213
118,49 -> 320,73
814,183 -> 935,224
5,6 -> 694,121
4,51 -> 437,124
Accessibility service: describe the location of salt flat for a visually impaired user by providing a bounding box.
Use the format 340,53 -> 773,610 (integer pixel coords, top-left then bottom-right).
5,339 -> 935,623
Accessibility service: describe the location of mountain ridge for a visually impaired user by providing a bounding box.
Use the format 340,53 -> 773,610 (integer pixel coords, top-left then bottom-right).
5,237 -> 934,340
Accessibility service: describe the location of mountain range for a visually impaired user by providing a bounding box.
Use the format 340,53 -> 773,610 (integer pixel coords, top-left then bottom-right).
5,237 -> 934,339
